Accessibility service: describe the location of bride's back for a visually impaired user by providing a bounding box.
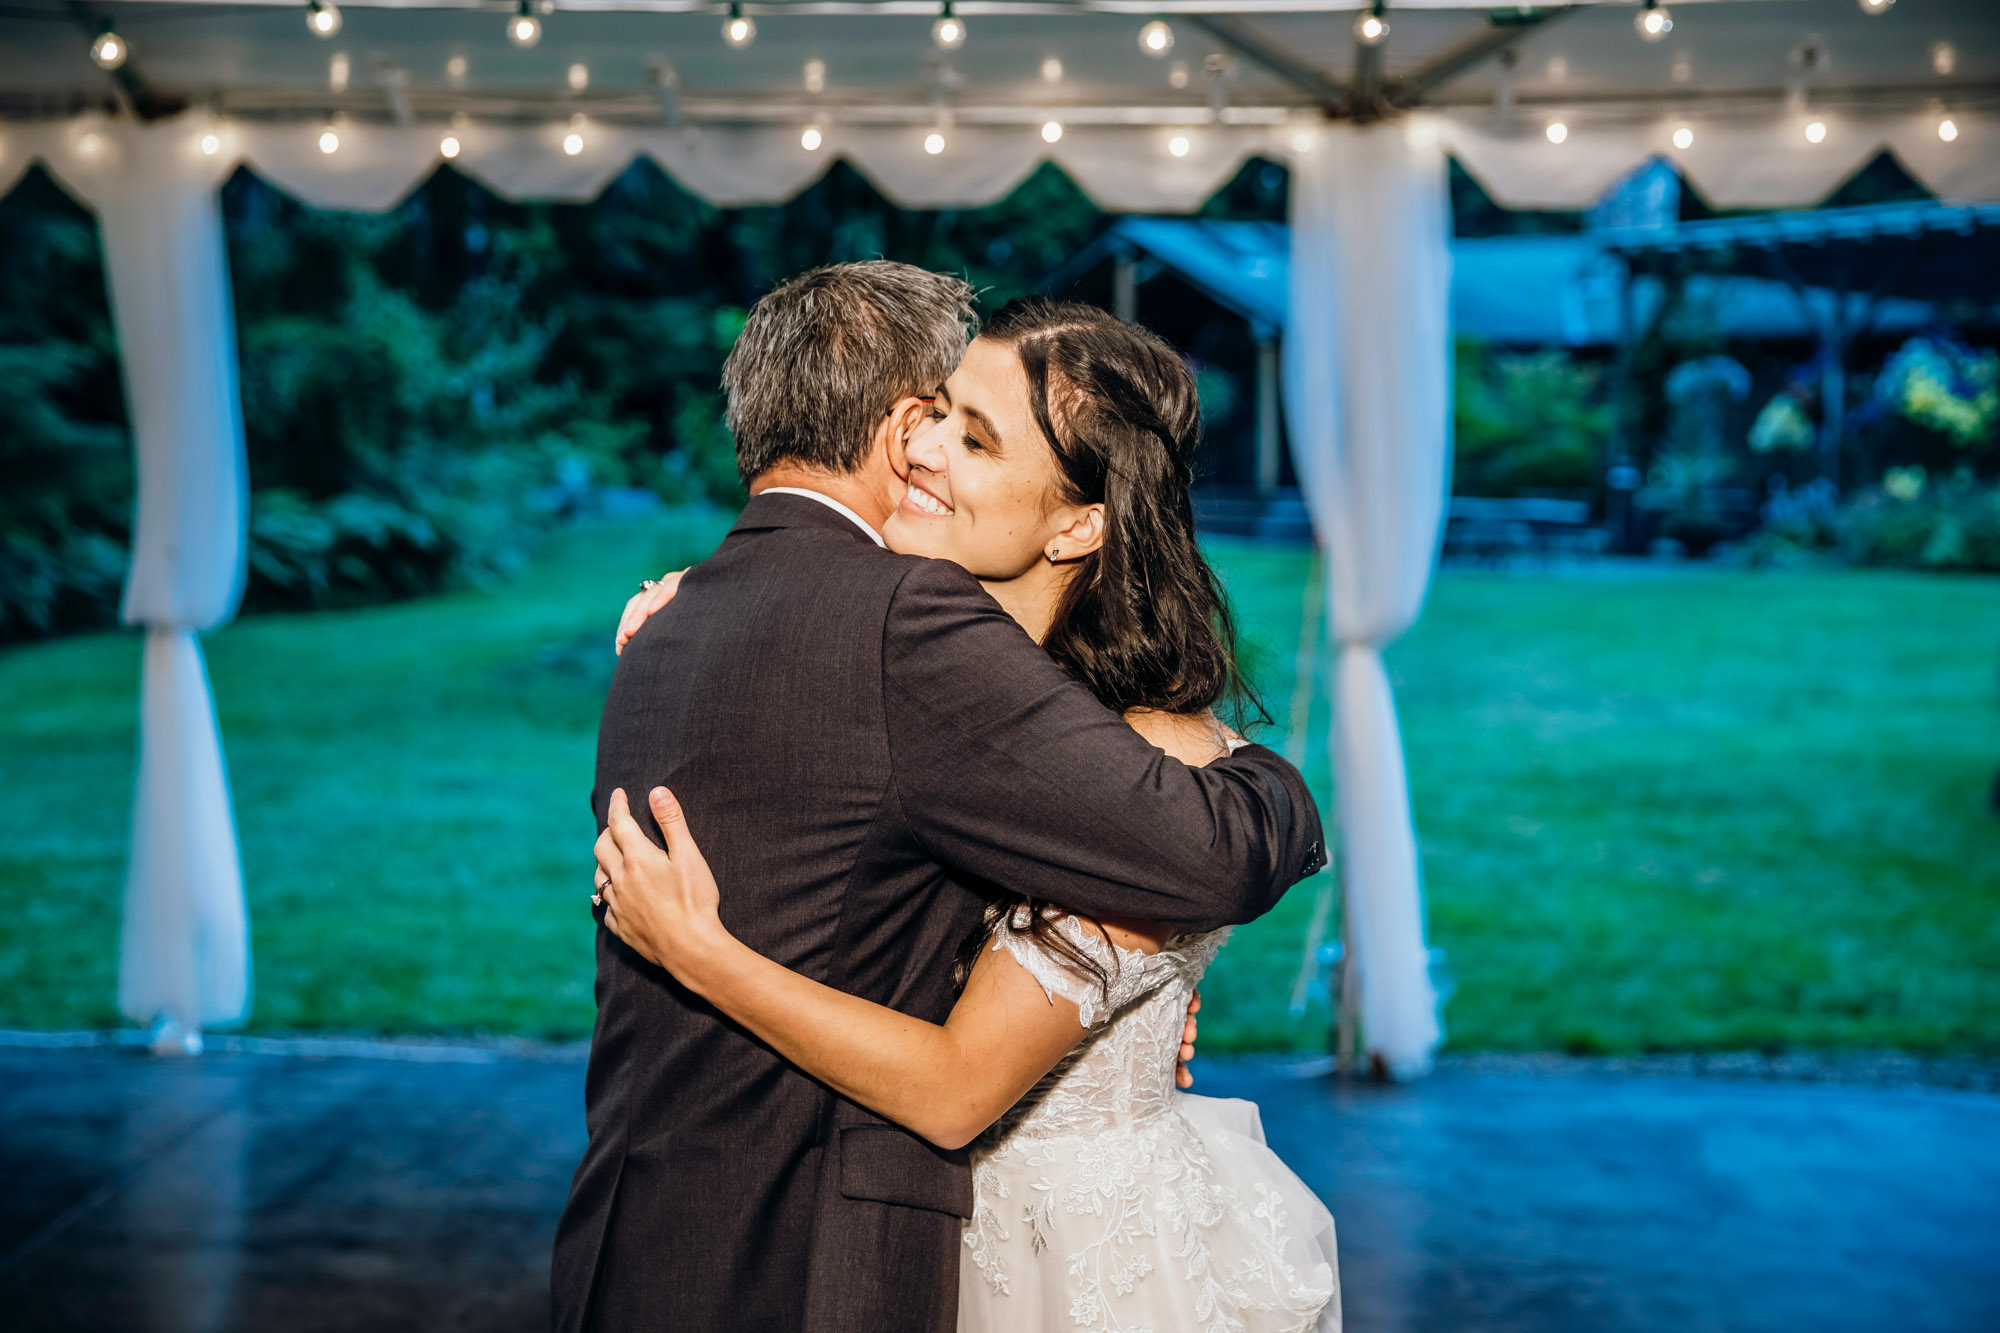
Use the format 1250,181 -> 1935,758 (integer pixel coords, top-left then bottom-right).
984,915 -> 1229,1144
960,912 -> 1340,1332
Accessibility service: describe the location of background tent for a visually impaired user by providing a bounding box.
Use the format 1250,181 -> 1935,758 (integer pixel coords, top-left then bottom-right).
4,0 -> 1997,1074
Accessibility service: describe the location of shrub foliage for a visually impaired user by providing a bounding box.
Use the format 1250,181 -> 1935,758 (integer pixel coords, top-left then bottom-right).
0,158 -> 1115,642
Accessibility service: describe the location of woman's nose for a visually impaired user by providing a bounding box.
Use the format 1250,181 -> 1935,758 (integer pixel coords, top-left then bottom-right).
906,420 -> 949,472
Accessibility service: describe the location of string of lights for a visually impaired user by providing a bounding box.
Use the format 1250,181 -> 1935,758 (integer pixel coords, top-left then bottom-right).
61,1 -> 1978,165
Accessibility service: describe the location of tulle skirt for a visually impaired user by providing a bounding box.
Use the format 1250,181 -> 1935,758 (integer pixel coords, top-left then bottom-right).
958,1094 -> 1339,1333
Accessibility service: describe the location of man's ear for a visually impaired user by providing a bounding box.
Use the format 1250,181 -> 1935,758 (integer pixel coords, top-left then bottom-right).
882,396 -> 931,482
1048,503 -> 1107,562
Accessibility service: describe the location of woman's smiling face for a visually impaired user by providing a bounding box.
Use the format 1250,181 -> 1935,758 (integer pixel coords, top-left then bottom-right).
883,335 -> 1080,580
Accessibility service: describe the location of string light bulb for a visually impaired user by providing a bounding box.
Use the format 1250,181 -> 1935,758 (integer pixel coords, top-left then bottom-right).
932,2 -> 965,50
804,59 -> 826,93
801,124 -> 822,151
568,64 -> 589,92
1635,2 -> 1671,43
318,125 -> 341,155
1938,117 -> 1958,143
306,1 -> 342,38
924,129 -> 946,155
508,1 -> 541,48
1139,20 -> 1174,57
1041,57 -> 1063,83
723,4 -> 756,47
1932,43 -> 1956,77
201,130 -> 222,156
563,114 -> 585,156
440,133 -> 461,159
1354,1 -> 1389,47
1546,120 -> 1569,144
1041,120 -> 1063,144
1671,125 -> 1694,150
90,26 -> 127,70
1805,119 -> 1827,144
1167,134 -> 1191,157
1857,0 -> 1893,13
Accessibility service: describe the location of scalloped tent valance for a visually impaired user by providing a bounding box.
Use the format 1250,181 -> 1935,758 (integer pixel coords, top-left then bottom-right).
5,106 -> 1997,217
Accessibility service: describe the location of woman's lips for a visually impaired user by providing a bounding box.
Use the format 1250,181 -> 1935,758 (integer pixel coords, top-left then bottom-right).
904,479 -> 953,517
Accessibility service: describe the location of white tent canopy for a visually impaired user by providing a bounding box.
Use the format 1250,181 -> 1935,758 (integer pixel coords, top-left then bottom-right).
5,0 -> 1999,210
5,0 -> 1996,1073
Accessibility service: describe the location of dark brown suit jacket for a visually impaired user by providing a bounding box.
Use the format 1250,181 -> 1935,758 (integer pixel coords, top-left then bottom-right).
551,493 -> 1325,1333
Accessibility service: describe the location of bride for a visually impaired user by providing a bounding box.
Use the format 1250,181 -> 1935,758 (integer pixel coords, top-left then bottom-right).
595,299 -> 1339,1333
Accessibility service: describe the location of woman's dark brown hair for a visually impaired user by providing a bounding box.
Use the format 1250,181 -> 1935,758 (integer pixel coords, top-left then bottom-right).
954,298 -> 1265,999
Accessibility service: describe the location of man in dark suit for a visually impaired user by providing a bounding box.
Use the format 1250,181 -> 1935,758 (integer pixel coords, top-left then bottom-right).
552,262 -> 1325,1333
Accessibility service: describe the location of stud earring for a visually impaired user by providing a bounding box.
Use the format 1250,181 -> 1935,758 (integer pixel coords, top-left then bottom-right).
1048,546 -> 1061,560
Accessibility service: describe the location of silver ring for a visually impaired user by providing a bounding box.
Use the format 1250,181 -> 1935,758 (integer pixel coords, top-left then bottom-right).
640,579 -> 660,593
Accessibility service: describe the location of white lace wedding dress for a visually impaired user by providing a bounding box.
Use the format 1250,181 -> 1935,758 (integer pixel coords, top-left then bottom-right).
959,909 -> 1340,1333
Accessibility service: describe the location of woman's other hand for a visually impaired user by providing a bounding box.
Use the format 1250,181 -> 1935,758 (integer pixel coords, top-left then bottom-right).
595,786 -> 731,987
1176,988 -> 1200,1088
614,570 -> 686,655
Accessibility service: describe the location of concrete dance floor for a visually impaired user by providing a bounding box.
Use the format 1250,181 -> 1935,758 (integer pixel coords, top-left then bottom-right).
2,1042 -> 1996,1332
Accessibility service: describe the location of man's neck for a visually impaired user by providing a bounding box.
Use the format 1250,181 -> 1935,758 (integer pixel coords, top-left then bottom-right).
750,467 -> 895,533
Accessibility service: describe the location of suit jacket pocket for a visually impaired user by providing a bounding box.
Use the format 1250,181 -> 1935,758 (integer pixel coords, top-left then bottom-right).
836,1122 -> 974,1218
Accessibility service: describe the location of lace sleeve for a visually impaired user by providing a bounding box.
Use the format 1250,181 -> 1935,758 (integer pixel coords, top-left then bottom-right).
988,907 -> 1122,1029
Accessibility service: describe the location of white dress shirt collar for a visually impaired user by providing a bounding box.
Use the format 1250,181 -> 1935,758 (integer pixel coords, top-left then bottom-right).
758,486 -> 887,548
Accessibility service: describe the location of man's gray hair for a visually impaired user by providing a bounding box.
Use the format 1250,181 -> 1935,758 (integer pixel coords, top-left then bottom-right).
722,261 -> 977,485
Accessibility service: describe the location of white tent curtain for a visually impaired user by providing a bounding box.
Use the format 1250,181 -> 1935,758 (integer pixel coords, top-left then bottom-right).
1284,118 -> 1453,1081
56,121 -> 253,1038
119,629 -> 250,1035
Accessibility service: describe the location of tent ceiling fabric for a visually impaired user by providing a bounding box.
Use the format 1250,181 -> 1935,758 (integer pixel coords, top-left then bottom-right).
1,1 -> 1994,115
2,1 -> 1997,211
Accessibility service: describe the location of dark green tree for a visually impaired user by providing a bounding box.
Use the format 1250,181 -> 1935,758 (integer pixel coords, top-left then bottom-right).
0,168 -> 131,638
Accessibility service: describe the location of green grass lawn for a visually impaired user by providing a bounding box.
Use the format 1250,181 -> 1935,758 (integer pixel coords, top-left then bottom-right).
4,513 -> 1998,1054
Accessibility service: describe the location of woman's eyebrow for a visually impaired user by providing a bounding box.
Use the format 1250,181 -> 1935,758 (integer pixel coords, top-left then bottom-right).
962,404 -> 1003,450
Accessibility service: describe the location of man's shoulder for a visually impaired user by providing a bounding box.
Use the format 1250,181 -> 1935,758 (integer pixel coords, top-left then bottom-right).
881,557 -> 1045,680
720,521 -> 918,575
884,544 -> 992,596
698,525 -> 932,630
881,554 -> 1011,624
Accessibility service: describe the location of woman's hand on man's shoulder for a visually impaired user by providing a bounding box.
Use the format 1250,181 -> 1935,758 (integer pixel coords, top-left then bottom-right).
615,569 -> 687,655
1120,708 -> 1234,766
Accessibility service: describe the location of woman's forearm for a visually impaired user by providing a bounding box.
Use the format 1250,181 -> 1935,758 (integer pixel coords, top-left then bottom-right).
595,785 -> 1083,1150
677,932 -> 1053,1151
